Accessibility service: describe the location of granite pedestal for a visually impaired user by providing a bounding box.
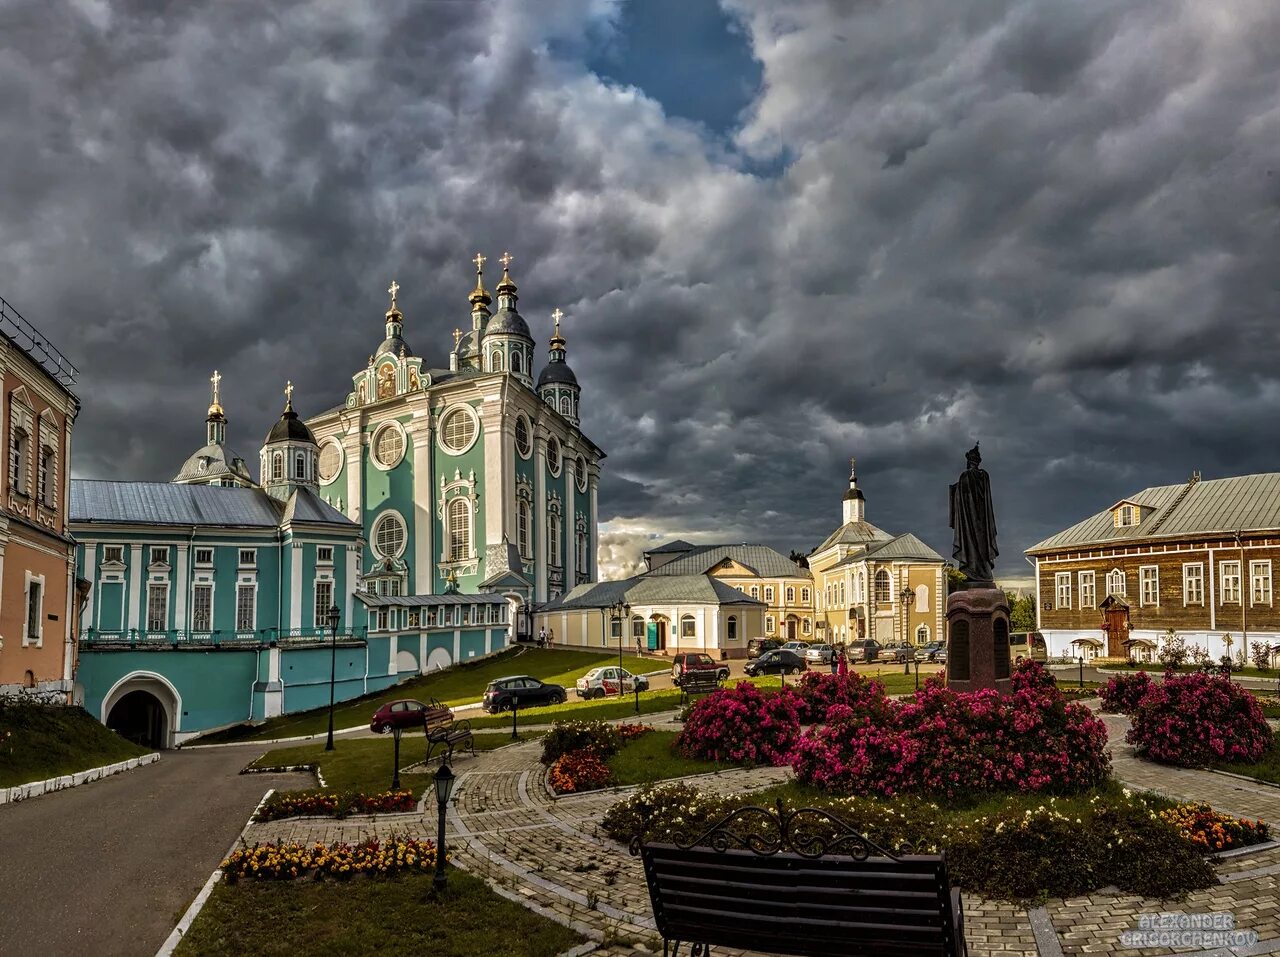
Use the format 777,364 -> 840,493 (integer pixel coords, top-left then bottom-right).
946,586 -> 1012,694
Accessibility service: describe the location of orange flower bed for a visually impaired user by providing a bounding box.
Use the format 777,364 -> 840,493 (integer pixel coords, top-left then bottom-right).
1159,802 -> 1270,851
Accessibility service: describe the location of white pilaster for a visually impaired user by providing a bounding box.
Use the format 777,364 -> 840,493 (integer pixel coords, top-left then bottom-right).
290,543 -> 303,631
81,541 -> 96,632
482,401 -> 506,549
345,544 -> 359,628
535,436 -> 547,602
411,419 -> 434,595
127,544 -> 142,631
589,477 -> 599,580
344,427 -> 363,524
175,544 -> 189,627
565,458 -> 576,587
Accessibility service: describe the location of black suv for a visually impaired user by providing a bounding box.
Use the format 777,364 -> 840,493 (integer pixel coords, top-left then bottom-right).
747,638 -> 781,659
744,649 -> 807,677
481,675 -> 567,713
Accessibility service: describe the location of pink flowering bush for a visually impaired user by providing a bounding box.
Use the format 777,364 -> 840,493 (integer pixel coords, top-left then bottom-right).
1127,670 -> 1271,767
676,681 -> 801,766
791,662 -> 1110,798
1099,671 -> 1155,714
793,671 -> 891,725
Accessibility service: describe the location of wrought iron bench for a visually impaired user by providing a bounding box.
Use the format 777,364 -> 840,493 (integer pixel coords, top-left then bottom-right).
425,719 -> 475,767
422,698 -> 454,731
632,800 -> 967,957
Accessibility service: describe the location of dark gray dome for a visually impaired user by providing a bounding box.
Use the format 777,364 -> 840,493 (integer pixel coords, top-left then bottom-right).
173,444 -> 253,484
486,306 -> 532,339
377,334 -> 412,357
537,361 -> 579,389
266,405 -> 317,445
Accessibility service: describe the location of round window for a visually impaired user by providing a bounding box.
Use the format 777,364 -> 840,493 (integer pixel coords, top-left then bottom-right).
373,512 -> 406,558
373,425 -> 405,468
576,455 -> 588,492
441,407 -> 478,454
547,436 -> 562,475
318,440 -> 343,483
514,415 -> 531,458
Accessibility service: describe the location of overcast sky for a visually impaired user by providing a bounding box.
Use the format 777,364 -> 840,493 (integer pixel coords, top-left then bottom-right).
4,0 -> 1279,578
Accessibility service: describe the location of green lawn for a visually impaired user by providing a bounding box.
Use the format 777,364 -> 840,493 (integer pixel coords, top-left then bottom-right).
0,702 -> 151,788
249,731 -> 538,799
608,730 -> 724,786
469,688 -> 685,729
195,646 -> 654,744
1214,730 -> 1280,785
174,870 -> 582,957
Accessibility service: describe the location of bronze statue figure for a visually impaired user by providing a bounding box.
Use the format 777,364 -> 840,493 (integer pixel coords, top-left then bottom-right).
949,443 -> 998,586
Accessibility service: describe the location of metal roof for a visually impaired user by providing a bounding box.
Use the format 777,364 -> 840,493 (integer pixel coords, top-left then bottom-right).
543,574 -> 764,611
1027,473 -> 1280,553
281,488 -> 358,526
861,533 -> 946,564
810,520 -> 895,556
70,480 -> 356,530
645,539 -> 696,555
644,543 -> 811,579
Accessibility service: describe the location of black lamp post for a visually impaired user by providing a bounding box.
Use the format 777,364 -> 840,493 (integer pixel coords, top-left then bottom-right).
901,588 -> 914,675
433,763 -> 456,891
324,603 -> 341,751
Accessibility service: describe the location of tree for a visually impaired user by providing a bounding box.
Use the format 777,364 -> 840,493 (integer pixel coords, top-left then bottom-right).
945,566 -> 968,595
1009,594 -> 1037,633
789,550 -> 810,569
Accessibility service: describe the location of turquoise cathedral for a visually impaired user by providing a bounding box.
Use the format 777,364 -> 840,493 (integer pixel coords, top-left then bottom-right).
72,256 -> 603,746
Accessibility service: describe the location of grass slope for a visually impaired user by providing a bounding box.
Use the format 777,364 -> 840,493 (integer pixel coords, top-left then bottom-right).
197,646 -> 653,744
608,730 -> 723,786
0,702 -> 151,788
175,870 -> 582,957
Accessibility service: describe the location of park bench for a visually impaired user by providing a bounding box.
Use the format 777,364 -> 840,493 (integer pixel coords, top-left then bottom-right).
422,698 -> 453,731
678,670 -> 721,704
632,800 -> 967,957
425,718 -> 475,767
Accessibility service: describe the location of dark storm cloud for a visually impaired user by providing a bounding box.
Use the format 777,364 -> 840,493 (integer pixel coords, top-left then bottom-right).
3,0 -> 1279,576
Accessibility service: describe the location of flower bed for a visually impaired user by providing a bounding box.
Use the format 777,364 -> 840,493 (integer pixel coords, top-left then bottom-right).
544,721 -> 654,793
792,671 -> 890,725
1127,670 -> 1272,767
1099,671 -> 1154,714
790,662 -> 1109,798
602,781 -> 1258,902
221,837 -> 439,881
1159,802 -> 1270,852
254,789 -> 416,822
548,751 -> 613,793
676,682 -> 801,767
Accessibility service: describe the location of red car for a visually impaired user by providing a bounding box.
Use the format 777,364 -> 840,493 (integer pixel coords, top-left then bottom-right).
369,699 -> 449,734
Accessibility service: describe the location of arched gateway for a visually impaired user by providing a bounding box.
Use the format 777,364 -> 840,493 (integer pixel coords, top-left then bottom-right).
102,673 -> 181,749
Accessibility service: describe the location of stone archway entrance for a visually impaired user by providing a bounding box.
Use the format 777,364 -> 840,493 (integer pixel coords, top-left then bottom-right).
107,690 -> 168,749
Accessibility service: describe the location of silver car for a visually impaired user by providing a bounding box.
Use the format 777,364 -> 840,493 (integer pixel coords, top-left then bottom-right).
804,643 -> 834,664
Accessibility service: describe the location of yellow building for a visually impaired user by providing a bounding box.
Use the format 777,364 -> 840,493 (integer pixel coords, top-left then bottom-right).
809,461 -> 946,648
643,542 -> 815,641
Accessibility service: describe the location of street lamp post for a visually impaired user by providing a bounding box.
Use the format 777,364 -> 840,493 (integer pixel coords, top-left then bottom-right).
324,604 -> 341,751
391,725 -> 403,790
901,587 -> 914,675
433,763 -> 456,892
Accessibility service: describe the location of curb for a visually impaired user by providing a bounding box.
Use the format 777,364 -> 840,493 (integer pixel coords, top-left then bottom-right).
180,701 -> 488,750
156,787 -> 277,957
0,752 -> 161,806
1205,767 -> 1280,792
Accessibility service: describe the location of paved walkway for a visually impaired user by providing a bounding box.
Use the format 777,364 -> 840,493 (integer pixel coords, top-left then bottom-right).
0,746 -> 307,957
245,708 -> 1280,957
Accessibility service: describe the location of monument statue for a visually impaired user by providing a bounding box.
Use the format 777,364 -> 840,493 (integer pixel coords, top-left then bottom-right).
949,443 -> 998,586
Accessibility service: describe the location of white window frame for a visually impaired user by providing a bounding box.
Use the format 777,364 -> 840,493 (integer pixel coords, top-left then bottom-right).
317,545 -> 334,565
149,546 -> 169,566
147,582 -> 169,631
546,435 -> 562,476
785,586 -> 795,604
1139,565 -> 1159,607
1220,560 -> 1242,605
236,582 -> 257,632
103,545 -> 124,564
22,571 -> 45,647
239,548 -> 257,568
1055,572 -> 1071,610
372,421 -> 408,470
514,415 -> 532,459
802,617 -> 812,635
517,499 -> 532,559
750,585 -> 759,599
447,498 -> 472,562
194,547 -> 214,566
680,615 -> 696,640
1183,563 -> 1204,606
1078,570 -> 1096,609
801,587 -> 810,604
314,578 -> 334,627
437,404 -> 480,456
373,510 -> 408,559
1106,568 -> 1125,597
764,586 -> 774,603
317,438 -> 344,485
1251,560 -> 1272,606
765,614 -> 774,634
547,509 -> 561,568
192,581 -> 213,631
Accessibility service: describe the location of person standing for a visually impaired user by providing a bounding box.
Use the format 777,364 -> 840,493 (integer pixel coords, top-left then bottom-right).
548,627 -> 556,647
829,646 -> 839,675
537,625 -> 547,648
837,649 -> 849,677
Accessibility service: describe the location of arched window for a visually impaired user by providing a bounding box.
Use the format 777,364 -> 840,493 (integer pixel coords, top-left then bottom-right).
560,396 -> 571,415
765,614 -> 775,634
785,586 -> 795,604
1107,568 -> 1126,596
801,587 -> 810,604
915,584 -> 929,613
511,350 -> 523,374
23,669 -> 35,688
9,426 -> 28,494
548,511 -> 561,566
874,570 -> 892,604
447,498 -> 470,561
517,500 -> 531,559
38,444 -> 54,506
491,350 -> 504,372
916,624 -> 930,644
802,617 -> 811,634
294,453 -> 306,480
680,614 -> 696,640
631,615 -> 645,643
272,452 -> 283,481
577,530 -> 588,572
547,436 -> 562,474
514,416 -> 531,457
727,615 -> 738,643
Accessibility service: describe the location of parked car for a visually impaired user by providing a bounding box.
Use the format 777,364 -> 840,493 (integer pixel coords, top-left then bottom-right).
847,639 -> 882,663
369,699 -> 440,734
780,640 -> 809,654
878,642 -> 913,664
934,643 -> 948,665
915,641 -> 945,663
1010,631 -> 1048,663
481,675 -> 567,713
744,649 -> 808,677
747,638 -> 781,659
671,653 -> 730,686
575,666 -> 649,699
804,643 -> 835,665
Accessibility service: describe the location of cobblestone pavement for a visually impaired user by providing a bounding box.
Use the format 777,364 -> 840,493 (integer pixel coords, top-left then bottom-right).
243,708 -> 1280,957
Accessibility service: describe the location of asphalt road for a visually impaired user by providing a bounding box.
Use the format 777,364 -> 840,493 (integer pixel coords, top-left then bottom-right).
0,746 -> 307,957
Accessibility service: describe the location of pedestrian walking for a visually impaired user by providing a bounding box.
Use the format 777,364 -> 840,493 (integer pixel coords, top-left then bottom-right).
537,626 -> 547,648
837,650 -> 849,677
829,647 -> 839,675
548,627 -> 556,647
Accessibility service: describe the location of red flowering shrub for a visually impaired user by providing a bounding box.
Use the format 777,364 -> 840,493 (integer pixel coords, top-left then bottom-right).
1099,671 -> 1155,714
676,682 -> 801,766
1127,671 -> 1271,767
793,671 -> 891,725
548,751 -> 612,793
792,662 -> 1110,798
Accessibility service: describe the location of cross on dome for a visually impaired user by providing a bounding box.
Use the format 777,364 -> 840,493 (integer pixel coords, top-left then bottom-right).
551,307 -> 564,335
210,369 -> 221,403
387,280 -> 399,307
472,253 -> 486,274
284,380 -> 293,404
499,251 -> 513,270
453,327 -> 462,348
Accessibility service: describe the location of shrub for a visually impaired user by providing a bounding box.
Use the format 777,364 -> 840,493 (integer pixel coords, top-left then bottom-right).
541,720 -> 622,765
1253,643 -> 1273,672
548,751 -> 612,793
1158,632 -> 1188,668
792,671 -> 891,725
254,789 -> 416,821
1099,671 -> 1154,714
791,662 -> 1110,798
1128,671 -> 1272,767
676,682 -> 801,767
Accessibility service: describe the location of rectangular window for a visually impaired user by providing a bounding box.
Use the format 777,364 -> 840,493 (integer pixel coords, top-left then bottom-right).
317,545 -> 334,564
764,586 -> 774,603
147,583 -> 168,630
1079,571 -> 1096,609
9,426 -> 27,495
1140,566 -> 1159,606
427,607 -> 438,628
38,446 -> 54,507
1183,564 -> 1204,605
1251,560 -> 1272,606
192,584 -> 212,631
750,586 -> 759,599
1220,561 -> 1241,604
765,614 -> 774,633
239,548 -> 257,567
236,584 -> 256,631
376,609 -> 389,631
1055,572 -> 1071,610
103,545 -> 124,564
194,547 -> 214,565
680,617 -> 696,639
314,580 -> 333,627
150,546 -> 168,566
26,580 -> 41,641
